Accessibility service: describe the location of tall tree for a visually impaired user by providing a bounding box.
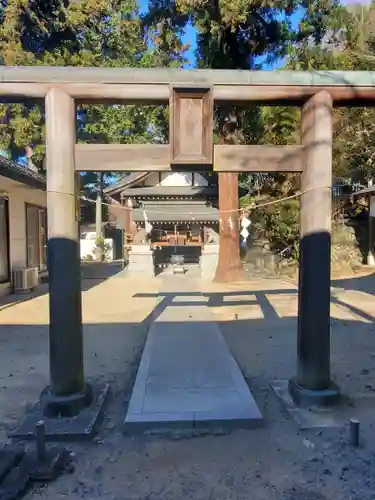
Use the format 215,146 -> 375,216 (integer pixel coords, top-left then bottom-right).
289,1 -> 375,184
0,0 -> 187,207
247,1 -> 375,263
145,0 -> 343,281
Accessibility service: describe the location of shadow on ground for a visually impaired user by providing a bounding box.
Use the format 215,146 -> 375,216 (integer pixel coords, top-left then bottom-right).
332,270 -> 375,295
0,273 -> 375,499
0,262 -> 127,312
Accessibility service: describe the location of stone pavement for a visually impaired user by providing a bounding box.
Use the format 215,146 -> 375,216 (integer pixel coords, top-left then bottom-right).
1,267 -> 375,499
125,275 -> 262,430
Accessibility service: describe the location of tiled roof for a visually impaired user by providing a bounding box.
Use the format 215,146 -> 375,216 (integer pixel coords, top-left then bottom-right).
103,172 -> 149,195
132,202 -> 219,222
117,186 -> 218,198
353,185 -> 375,196
103,171 -> 219,196
0,155 -> 46,189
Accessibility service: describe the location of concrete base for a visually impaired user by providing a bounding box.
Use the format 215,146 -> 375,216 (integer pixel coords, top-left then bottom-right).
127,245 -> 155,276
200,245 -> 219,280
271,380 -> 341,429
41,382 -> 93,418
288,379 -> 340,408
367,252 -> 375,267
9,383 -> 110,441
125,292 -> 262,432
0,282 -> 11,298
0,446 -> 24,483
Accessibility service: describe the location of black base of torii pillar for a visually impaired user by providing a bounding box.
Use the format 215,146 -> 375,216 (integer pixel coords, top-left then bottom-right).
272,92 -> 340,416
9,88 -> 109,442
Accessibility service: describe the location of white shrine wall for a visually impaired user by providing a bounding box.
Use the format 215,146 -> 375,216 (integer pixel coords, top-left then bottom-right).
144,172 -> 209,187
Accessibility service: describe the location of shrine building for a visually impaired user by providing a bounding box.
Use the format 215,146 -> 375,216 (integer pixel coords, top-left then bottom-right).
104,170 -> 245,276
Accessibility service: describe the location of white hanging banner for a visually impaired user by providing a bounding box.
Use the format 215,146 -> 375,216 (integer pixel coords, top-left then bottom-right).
143,210 -> 153,234
240,227 -> 249,241
241,215 -> 251,229
240,215 -> 251,241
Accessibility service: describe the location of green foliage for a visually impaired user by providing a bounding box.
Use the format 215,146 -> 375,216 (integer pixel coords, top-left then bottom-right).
239,194 -> 254,209
287,1 -> 375,184
252,200 -> 300,261
0,0 -> 186,200
95,236 -> 109,251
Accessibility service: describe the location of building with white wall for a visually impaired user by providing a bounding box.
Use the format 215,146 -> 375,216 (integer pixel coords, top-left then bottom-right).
0,156 -> 46,296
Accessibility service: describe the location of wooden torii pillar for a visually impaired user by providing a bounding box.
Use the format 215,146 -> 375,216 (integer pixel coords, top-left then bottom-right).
42,87 -> 93,418
214,172 -> 246,282
288,91 -> 340,406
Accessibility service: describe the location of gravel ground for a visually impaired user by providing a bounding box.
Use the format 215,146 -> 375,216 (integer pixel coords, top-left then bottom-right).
0,268 -> 374,500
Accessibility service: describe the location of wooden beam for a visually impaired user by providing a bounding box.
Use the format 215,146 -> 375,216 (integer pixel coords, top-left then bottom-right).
2,67 -> 375,105
169,87 -> 213,164
75,144 -> 171,172
0,83 -> 169,104
3,82 -> 375,105
214,145 -> 304,172
215,145 -> 304,172
75,143 -> 304,172
1,66 -> 375,86
213,85 -> 375,106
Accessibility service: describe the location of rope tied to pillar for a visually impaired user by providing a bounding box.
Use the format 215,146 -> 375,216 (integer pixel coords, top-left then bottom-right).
47,185 -> 337,217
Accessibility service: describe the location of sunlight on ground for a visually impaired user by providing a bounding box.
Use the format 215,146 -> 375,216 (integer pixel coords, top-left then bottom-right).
172,296 -> 209,303
0,274 -> 374,326
212,304 -> 264,321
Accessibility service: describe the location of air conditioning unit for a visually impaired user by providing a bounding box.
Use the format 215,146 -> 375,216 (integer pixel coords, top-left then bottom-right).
12,267 -> 39,293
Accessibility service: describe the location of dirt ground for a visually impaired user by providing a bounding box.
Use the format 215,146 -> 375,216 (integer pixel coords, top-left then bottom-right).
1,265 -> 375,500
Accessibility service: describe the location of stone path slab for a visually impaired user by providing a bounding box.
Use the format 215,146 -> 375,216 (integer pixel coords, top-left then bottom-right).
124,278 -> 262,431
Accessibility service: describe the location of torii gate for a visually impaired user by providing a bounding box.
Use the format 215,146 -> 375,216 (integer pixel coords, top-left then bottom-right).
2,67 -> 373,438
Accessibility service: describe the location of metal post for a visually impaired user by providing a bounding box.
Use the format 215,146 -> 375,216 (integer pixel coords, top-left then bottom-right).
95,191 -> 102,261
95,173 -> 103,261
35,421 -> 47,461
349,418 -> 360,447
42,87 -> 92,417
289,91 -> 340,407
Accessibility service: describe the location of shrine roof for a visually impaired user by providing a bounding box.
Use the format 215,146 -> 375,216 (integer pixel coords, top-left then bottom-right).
116,186 -> 218,198
132,202 -> 219,222
103,171 -> 219,197
103,172 -> 149,195
0,155 -> 45,190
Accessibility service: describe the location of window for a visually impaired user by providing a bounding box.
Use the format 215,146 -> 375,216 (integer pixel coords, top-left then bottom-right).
26,204 -> 47,270
0,198 -> 9,282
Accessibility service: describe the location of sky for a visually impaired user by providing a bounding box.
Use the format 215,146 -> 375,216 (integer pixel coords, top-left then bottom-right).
138,0 -> 303,69
139,0 -> 373,69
